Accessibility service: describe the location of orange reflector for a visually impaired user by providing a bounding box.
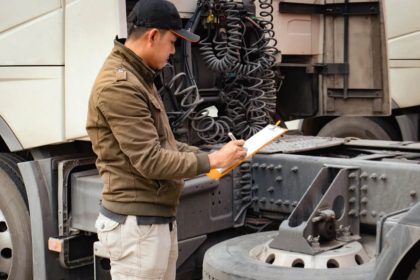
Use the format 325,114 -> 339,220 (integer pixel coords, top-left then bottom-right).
48,238 -> 63,253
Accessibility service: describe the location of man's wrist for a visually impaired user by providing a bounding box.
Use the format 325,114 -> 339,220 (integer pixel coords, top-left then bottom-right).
208,152 -> 220,169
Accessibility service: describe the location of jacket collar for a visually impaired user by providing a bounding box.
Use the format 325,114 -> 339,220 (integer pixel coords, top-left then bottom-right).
114,38 -> 157,84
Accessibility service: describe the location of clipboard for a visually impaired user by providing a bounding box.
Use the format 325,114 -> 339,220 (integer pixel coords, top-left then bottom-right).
206,124 -> 288,180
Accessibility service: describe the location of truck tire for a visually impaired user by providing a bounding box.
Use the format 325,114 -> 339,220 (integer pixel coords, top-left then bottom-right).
0,154 -> 32,280
317,117 -> 399,140
408,259 -> 420,280
203,231 -> 374,280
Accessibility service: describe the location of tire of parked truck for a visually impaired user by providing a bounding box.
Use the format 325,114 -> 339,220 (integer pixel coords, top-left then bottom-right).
202,231 -> 374,280
317,117 -> 400,140
0,154 -> 32,280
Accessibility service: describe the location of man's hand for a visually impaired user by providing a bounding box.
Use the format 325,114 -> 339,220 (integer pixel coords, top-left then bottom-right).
208,140 -> 247,169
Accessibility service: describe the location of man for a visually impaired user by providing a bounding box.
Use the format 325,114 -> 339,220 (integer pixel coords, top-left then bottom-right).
86,0 -> 246,279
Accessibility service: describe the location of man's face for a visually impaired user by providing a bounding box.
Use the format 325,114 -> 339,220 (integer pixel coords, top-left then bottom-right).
149,30 -> 177,70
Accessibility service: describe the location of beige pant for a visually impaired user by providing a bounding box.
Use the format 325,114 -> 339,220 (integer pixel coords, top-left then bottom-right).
95,214 -> 178,280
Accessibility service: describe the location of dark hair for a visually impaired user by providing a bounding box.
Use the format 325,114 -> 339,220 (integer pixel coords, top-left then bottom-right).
127,24 -> 148,40
127,25 -> 168,41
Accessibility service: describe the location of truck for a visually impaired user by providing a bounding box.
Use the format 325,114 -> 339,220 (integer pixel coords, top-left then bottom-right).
0,0 -> 418,279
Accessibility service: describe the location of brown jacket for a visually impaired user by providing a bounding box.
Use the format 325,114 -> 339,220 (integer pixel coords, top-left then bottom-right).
86,39 -> 210,217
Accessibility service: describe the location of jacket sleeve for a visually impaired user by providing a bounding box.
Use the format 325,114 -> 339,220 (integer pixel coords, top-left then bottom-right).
175,141 -> 200,153
97,82 -> 210,180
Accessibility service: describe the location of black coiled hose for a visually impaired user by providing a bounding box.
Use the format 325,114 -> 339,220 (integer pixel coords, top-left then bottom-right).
199,1 -> 243,73
256,0 -> 278,118
158,71 -> 203,131
162,0 -> 279,144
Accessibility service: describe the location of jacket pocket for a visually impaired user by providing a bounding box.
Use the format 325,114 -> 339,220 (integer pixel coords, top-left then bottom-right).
95,214 -> 122,260
149,95 -> 166,137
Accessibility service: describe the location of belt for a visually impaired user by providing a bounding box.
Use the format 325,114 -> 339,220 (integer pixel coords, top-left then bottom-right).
99,205 -> 175,231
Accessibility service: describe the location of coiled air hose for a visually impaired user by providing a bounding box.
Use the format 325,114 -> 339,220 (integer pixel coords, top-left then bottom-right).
160,0 -> 279,144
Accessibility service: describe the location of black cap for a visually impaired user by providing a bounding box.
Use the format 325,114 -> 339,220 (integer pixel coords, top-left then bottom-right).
129,0 -> 200,43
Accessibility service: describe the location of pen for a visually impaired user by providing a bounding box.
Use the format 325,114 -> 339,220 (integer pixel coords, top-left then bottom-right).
269,120 -> 282,130
228,132 -> 237,141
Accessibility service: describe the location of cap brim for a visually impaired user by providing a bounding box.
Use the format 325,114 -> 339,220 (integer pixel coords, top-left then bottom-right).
171,29 -> 200,43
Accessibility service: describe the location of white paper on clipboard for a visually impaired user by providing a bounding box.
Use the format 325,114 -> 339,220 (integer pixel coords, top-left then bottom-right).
207,124 -> 287,180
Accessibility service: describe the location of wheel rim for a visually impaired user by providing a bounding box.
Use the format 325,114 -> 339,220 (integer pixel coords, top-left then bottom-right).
249,235 -> 376,270
250,240 -> 370,268
0,209 -> 12,279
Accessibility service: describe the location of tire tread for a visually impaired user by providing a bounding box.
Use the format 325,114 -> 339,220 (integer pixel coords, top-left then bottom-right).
0,153 -> 27,206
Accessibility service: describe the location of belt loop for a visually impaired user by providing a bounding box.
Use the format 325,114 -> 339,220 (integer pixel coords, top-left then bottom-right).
169,222 -> 173,232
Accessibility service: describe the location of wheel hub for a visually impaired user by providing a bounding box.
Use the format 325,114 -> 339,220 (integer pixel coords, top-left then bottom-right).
0,209 -> 12,279
250,239 -> 370,269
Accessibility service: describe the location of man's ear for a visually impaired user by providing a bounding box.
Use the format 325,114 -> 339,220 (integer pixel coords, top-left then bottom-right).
147,28 -> 160,44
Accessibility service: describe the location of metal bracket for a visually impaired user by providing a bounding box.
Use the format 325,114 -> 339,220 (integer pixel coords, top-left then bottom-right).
279,1 -> 379,16
310,63 -> 349,75
50,234 -> 97,269
57,157 -> 96,236
328,88 -> 383,99
269,166 -> 361,255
